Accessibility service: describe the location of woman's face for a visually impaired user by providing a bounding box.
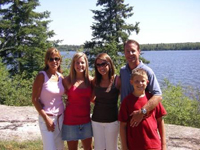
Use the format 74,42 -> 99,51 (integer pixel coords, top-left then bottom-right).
74,56 -> 87,73
47,54 -> 61,71
96,58 -> 109,76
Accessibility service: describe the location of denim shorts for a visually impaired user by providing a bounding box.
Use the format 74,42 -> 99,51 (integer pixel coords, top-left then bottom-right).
62,122 -> 93,141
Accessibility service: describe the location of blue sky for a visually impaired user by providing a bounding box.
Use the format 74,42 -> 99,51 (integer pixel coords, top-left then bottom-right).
36,0 -> 200,45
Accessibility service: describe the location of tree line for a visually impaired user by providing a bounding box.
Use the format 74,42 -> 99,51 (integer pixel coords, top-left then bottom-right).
57,42 -> 200,52
141,42 -> 200,51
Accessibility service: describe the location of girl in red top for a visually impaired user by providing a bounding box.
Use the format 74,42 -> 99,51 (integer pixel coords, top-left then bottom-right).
62,52 -> 93,150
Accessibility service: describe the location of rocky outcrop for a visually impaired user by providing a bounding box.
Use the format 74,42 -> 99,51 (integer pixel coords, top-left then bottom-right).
0,105 -> 199,150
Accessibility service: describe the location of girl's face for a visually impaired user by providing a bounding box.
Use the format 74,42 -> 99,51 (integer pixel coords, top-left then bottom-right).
74,56 -> 86,73
47,54 -> 61,71
96,58 -> 109,76
130,75 -> 148,92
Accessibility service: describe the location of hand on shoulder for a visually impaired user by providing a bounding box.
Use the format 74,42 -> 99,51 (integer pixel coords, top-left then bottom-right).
89,75 -> 94,81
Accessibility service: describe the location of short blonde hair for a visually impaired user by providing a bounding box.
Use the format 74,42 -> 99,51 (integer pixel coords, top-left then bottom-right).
131,68 -> 148,80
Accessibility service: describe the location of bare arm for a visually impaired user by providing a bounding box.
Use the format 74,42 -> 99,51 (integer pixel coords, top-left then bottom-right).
32,73 -> 54,132
143,95 -> 162,113
157,117 -> 167,150
91,90 -> 96,103
62,76 -> 70,91
116,75 -> 121,92
120,122 -> 129,150
130,95 -> 162,127
62,76 -> 71,106
90,76 -> 96,103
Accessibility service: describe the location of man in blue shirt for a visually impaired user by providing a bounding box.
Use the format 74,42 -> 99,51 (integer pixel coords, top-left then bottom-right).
120,39 -> 162,127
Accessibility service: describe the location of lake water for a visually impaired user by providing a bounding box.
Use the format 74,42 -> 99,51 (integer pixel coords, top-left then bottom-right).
142,50 -> 200,90
60,50 -> 200,90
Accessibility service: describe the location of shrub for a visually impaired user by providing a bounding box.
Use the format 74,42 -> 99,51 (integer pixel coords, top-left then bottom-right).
4,73 -> 35,106
0,60 -> 37,106
162,79 -> 200,128
2,72 -> 36,106
0,58 -> 12,104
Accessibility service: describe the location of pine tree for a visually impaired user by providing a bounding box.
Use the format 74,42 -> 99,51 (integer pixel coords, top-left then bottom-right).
0,0 -> 54,77
84,0 -> 139,67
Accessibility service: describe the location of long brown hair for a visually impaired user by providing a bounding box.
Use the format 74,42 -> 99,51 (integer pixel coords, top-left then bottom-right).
94,53 -> 115,86
43,47 -> 62,73
69,52 -> 90,86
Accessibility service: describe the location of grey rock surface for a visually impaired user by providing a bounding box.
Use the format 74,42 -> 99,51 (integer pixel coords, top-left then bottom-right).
0,105 -> 200,150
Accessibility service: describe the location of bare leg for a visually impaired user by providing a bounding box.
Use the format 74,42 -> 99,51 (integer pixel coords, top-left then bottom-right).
67,140 -> 79,150
81,137 -> 92,150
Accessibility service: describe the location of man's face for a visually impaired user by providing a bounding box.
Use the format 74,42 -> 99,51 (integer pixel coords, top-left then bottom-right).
124,42 -> 140,64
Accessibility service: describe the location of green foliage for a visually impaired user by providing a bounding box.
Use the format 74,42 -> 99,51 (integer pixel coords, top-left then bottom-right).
0,58 -> 37,106
0,0 -> 54,77
62,57 -> 71,77
141,42 -> 200,51
162,79 -> 200,128
0,58 -> 11,104
84,0 -> 139,67
0,69 -> 36,106
4,72 -> 36,106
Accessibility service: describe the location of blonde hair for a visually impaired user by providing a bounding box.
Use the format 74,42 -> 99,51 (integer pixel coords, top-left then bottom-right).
43,47 -> 62,73
94,53 -> 115,86
131,68 -> 148,80
69,52 -> 90,86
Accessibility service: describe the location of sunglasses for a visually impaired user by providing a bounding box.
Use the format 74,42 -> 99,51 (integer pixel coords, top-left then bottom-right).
96,62 -> 108,68
49,57 -> 60,62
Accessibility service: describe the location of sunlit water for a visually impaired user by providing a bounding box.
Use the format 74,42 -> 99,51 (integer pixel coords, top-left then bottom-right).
61,50 -> 200,90
142,50 -> 200,90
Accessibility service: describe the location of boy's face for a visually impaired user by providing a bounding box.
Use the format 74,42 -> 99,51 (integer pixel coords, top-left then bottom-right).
130,75 -> 148,92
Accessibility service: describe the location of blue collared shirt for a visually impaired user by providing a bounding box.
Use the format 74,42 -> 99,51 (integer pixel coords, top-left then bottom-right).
120,61 -> 162,102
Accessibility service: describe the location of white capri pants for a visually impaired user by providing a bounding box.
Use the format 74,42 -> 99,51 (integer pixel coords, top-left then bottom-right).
38,114 -> 64,150
92,120 -> 119,150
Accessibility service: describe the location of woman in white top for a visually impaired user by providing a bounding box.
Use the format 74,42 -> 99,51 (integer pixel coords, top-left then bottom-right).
32,47 -> 65,150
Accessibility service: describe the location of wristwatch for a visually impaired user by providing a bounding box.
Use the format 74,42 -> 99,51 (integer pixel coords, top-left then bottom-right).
141,108 -> 147,115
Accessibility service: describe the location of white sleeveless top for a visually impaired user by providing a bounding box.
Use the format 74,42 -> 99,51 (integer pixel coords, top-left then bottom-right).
39,71 -> 65,116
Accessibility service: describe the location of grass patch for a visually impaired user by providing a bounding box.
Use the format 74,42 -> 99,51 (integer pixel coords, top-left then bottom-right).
0,138 -> 121,150
0,139 -> 88,150
0,140 -> 43,150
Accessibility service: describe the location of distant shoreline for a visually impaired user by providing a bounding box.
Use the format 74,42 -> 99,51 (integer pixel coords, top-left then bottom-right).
58,42 -> 200,51
60,49 -> 200,52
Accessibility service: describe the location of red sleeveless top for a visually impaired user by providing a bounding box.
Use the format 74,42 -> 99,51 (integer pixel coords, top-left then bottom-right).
63,85 -> 92,125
